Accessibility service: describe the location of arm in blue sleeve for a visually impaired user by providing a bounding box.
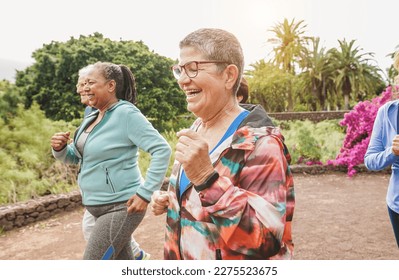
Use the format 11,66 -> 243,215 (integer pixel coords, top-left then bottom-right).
52,144 -> 80,165
364,108 -> 399,170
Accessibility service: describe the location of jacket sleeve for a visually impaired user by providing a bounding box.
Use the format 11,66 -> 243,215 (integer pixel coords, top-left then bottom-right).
196,135 -> 294,258
126,110 -> 172,202
52,144 -> 80,165
364,107 -> 399,171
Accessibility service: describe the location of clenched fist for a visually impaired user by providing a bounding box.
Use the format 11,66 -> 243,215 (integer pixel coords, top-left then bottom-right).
51,131 -> 71,151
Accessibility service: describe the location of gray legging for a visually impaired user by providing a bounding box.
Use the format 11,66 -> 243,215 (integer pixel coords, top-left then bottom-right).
84,202 -> 146,260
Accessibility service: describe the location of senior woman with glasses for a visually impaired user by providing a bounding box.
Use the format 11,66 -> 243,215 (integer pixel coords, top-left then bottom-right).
151,28 -> 295,260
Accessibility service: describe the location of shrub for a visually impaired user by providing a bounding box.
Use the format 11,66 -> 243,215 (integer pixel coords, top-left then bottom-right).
278,119 -> 344,164
0,103 -> 76,204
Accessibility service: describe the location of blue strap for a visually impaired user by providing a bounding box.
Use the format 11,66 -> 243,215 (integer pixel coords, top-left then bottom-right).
179,110 -> 249,195
209,110 -> 249,154
101,245 -> 114,260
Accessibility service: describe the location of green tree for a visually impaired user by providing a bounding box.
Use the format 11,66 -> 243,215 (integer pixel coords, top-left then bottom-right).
247,60 -> 297,112
15,33 -> 186,130
0,80 -> 25,121
268,18 -> 309,111
327,39 -> 385,109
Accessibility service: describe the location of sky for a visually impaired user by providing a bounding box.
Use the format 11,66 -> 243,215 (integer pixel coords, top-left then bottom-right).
1,0 -> 398,80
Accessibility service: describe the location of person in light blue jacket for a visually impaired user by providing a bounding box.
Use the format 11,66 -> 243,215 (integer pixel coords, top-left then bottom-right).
51,62 -> 171,259
364,51 -> 399,247
76,71 -> 151,260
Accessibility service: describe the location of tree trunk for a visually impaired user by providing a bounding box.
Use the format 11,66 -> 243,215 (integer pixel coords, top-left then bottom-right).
321,78 -> 327,110
343,79 -> 351,110
287,82 -> 293,111
344,94 -> 350,110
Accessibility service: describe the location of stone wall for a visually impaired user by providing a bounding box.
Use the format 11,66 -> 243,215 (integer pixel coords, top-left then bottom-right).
268,110 -> 349,122
0,191 -> 82,232
290,164 -> 391,175
0,164 -> 390,232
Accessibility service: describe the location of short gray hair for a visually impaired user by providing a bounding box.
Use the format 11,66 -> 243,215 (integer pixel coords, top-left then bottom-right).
179,28 -> 244,94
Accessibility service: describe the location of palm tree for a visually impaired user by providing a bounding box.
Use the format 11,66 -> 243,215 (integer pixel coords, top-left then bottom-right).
356,63 -> 386,101
299,37 -> 331,110
268,18 -> 309,111
327,39 -> 384,109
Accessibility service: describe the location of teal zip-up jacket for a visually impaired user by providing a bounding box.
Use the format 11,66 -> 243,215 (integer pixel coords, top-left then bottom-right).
52,100 -> 171,206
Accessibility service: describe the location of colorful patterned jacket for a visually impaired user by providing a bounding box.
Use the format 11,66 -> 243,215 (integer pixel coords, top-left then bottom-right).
164,104 -> 295,260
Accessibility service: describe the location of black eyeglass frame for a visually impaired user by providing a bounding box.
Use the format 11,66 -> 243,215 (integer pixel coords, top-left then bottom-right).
171,60 -> 229,79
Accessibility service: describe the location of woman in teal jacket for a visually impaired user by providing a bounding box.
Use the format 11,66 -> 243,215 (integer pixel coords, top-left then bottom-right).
51,62 -> 171,259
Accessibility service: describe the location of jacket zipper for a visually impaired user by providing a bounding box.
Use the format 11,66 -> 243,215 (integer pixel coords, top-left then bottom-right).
105,168 -> 116,193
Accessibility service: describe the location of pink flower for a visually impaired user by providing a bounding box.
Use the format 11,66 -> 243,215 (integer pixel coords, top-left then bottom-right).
327,86 -> 393,176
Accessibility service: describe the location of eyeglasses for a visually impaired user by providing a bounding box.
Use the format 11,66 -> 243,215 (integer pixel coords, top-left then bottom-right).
171,60 -> 229,79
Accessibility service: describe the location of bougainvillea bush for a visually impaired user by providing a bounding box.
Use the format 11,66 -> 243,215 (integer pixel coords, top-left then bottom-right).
327,86 -> 394,176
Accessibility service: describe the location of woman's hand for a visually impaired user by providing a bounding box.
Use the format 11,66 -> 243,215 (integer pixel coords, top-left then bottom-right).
126,194 -> 148,213
150,191 -> 170,216
392,135 -> 399,156
175,129 -> 215,185
50,131 -> 71,151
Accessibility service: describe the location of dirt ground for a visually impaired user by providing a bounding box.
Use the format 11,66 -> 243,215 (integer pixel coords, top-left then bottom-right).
1,172 -> 399,260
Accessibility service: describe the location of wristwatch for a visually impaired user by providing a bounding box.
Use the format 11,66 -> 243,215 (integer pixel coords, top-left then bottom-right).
194,171 -> 219,192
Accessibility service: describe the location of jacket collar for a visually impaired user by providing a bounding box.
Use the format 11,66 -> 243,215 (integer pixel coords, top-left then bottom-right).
238,104 -> 274,128
74,100 -> 126,142
230,104 -> 275,150
191,104 -> 280,158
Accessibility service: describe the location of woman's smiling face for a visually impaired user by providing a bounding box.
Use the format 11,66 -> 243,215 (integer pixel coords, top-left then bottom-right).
177,47 -> 229,119
80,66 -> 115,111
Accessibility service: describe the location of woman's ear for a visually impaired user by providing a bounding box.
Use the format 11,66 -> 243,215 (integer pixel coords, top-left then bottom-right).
108,80 -> 117,93
224,64 -> 239,90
